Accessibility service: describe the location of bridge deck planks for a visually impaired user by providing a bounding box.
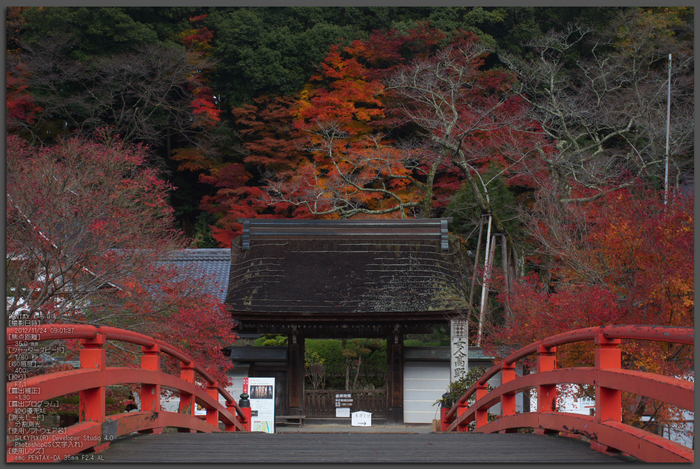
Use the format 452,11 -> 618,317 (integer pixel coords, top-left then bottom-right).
92,432 -> 635,463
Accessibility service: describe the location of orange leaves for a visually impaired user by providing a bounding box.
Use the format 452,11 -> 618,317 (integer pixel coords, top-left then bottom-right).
581,190 -> 694,328
498,187 -> 694,365
172,147 -> 212,172
180,14 -> 214,53
299,43 -> 385,132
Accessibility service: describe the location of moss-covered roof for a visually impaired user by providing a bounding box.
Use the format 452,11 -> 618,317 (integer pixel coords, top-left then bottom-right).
225,219 -> 468,323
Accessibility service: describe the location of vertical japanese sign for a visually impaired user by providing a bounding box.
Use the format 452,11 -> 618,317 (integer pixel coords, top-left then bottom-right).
242,377 -> 275,433
450,319 -> 469,382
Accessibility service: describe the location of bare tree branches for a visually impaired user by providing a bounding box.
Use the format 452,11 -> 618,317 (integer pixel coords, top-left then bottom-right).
385,33 -> 534,236
17,34 -> 217,151
501,14 -> 694,202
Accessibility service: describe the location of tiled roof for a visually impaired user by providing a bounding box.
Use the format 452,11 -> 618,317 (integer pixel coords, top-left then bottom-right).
162,249 -> 231,302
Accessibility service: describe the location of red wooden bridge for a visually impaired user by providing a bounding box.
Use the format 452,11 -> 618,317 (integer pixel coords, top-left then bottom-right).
6,324 -> 694,463
6,324 -> 250,463
440,325 -> 694,463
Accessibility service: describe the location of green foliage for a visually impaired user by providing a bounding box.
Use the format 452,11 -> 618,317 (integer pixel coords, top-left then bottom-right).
305,349 -> 325,369
21,7 -> 171,57
304,339 -> 386,389
434,366 -> 490,408
190,212 -> 219,248
445,165 -> 523,245
405,324 -> 451,346
252,336 -> 387,389
253,335 -> 287,347
304,339 -> 344,376
208,8 -> 368,105
304,349 -> 326,389
404,339 -> 441,347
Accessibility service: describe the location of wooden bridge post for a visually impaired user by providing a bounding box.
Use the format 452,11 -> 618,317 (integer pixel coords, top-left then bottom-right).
140,345 -> 161,412
535,345 -> 558,435
177,363 -> 196,433
457,400 -> 468,432
500,363 -> 516,415
594,334 -> 622,422
440,394 -> 451,431
179,363 -> 195,414
498,362 -> 517,433
475,383 -> 489,429
139,344 -> 163,435
225,401 -> 237,431
79,333 -> 107,424
592,334 -> 622,455
206,383 -> 220,428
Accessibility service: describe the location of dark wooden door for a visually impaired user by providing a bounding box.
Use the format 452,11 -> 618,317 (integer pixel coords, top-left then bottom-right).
252,366 -> 287,415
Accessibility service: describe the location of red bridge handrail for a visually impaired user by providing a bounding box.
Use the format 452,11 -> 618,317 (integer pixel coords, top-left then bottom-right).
6,324 -> 250,463
446,325 -> 694,420
7,324 -> 242,408
441,325 -> 694,463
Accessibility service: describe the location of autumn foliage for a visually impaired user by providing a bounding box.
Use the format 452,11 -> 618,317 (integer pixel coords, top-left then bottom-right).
487,187 -> 693,344
6,134 -> 235,385
201,26 -> 527,245
482,187 -> 693,429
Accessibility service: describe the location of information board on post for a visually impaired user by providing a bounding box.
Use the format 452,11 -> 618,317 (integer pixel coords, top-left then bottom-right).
242,377 -> 275,433
335,393 -> 353,418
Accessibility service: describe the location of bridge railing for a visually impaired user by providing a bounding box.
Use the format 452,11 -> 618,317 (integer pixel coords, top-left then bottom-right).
440,325 -> 694,463
6,324 -> 250,463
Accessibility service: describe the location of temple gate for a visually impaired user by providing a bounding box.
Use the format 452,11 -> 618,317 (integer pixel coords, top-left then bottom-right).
225,219 -> 467,424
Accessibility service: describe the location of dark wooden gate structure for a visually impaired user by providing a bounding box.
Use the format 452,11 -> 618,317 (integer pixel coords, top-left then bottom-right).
225,219 -> 467,424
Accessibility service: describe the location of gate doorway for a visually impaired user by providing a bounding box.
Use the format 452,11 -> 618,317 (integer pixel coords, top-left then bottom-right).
303,337 -> 388,418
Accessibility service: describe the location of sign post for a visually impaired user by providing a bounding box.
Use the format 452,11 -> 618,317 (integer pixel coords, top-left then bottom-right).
450,319 -> 469,382
242,377 -> 275,433
335,393 -> 352,418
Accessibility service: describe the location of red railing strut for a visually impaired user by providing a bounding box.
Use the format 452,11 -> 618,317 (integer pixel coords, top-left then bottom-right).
440,325 -> 694,464
6,324 -> 250,463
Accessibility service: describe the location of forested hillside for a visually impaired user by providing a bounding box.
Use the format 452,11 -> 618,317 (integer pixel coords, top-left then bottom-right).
7,8 -> 694,415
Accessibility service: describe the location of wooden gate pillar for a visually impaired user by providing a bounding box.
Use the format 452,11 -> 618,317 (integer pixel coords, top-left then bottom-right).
386,324 -> 404,424
287,325 -> 305,415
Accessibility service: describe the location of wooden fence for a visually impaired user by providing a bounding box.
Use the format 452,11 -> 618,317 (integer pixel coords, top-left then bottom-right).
304,390 -> 387,418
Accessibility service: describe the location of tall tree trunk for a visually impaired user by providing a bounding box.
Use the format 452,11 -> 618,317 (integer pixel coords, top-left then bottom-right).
345,358 -> 351,391
353,354 -> 362,389
477,222 -> 496,346
468,215 -> 485,307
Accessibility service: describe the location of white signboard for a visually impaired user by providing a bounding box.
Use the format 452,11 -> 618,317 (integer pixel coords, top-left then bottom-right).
351,411 -> 372,427
243,377 -> 275,433
335,393 -> 353,418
